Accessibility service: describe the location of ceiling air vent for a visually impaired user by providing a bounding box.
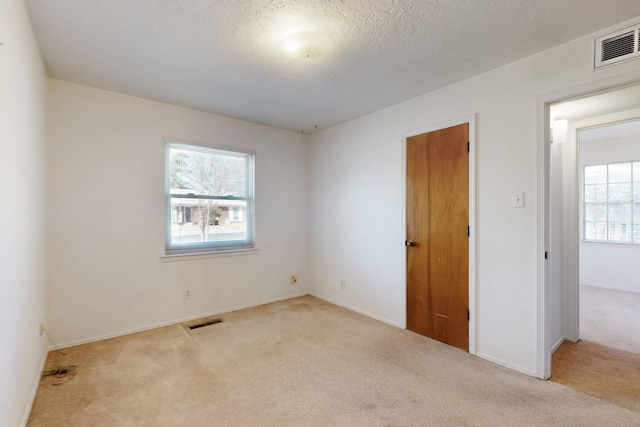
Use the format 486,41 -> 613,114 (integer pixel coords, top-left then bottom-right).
595,23 -> 640,69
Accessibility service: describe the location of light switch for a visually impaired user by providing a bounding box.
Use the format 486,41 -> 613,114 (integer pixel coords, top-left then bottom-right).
512,192 -> 524,208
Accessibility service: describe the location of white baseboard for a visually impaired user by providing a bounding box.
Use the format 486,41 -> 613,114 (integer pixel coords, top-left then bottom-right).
53,292 -> 310,350
21,340 -> 49,427
551,336 -> 566,354
309,292 -> 403,329
306,294 -> 543,380
475,352 -> 539,378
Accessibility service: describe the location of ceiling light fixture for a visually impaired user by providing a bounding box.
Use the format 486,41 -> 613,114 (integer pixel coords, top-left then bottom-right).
281,31 -> 334,60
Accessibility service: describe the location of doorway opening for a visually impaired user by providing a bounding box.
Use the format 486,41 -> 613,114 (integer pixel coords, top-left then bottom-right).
544,83 -> 640,413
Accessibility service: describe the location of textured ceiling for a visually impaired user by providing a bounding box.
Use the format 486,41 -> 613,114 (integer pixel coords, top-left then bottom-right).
25,0 -> 640,133
551,85 -> 640,123
551,84 -> 640,143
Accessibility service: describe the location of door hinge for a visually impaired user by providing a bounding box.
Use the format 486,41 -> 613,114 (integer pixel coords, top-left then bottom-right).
545,251 -> 549,260
467,309 -> 470,321
467,226 -> 470,237
467,141 -> 470,153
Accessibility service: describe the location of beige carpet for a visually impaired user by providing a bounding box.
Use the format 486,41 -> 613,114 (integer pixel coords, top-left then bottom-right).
29,296 -> 640,426
580,285 -> 640,354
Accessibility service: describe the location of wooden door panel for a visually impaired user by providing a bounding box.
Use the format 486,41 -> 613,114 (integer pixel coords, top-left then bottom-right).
406,134 -> 430,335
406,123 -> 469,351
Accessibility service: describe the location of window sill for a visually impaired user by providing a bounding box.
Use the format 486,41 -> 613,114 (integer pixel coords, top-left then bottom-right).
580,240 -> 640,248
160,248 -> 258,262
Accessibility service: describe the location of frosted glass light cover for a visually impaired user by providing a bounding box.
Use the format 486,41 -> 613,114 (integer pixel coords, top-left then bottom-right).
282,32 -> 334,60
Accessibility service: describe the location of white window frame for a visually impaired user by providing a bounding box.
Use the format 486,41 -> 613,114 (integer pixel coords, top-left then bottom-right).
583,160 -> 640,244
165,140 -> 255,255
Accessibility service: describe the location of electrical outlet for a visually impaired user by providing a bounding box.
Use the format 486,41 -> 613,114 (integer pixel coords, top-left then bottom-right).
340,280 -> 345,290
290,275 -> 298,284
184,288 -> 192,300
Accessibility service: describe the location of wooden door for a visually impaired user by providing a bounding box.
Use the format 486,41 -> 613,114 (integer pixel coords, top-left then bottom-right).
406,123 -> 469,351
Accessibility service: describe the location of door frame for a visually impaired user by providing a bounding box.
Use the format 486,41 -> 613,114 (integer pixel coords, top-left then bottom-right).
402,114 -> 477,355
537,71 -> 640,379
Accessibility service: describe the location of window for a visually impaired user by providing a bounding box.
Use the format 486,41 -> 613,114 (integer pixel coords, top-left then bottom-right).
165,140 -> 254,255
231,206 -> 243,222
583,161 -> 640,243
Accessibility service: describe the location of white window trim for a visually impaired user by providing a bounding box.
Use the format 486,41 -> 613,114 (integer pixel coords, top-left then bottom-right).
164,139 -> 255,256
582,160 -> 640,244
160,248 -> 258,262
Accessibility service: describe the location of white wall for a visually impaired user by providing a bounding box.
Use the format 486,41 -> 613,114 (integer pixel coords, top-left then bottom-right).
580,135 -> 640,293
552,110 -> 640,343
581,243 -> 640,292
0,0 -> 48,425
581,134 -> 640,166
549,141 -> 566,351
46,80 -> 309,347
308,17 -> 640,376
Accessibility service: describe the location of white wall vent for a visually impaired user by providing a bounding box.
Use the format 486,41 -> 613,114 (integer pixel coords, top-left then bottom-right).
594,22 -> 640,69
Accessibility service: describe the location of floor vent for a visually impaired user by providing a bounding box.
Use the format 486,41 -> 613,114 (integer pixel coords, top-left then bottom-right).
188,318 -> 223,330
595,22 -> 640,69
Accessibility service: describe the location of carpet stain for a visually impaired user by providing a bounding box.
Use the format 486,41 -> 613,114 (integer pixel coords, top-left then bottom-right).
28,296 -> 640,427
287,302 -> 312,312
